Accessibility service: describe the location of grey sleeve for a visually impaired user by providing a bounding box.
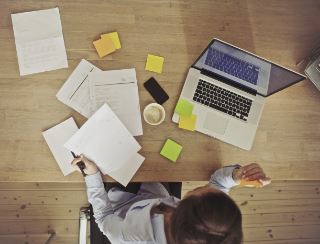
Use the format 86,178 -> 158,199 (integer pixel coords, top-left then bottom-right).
85,172 -> 123,242
209,165 -> 241,194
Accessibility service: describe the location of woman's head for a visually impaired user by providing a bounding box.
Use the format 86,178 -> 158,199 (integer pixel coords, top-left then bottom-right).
170,186 -> 242,244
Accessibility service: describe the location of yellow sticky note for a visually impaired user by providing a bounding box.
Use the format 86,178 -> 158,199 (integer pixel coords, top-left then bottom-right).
145,54 -> 164,74
240,179 -> 263,188
179,114 -> 197,131
101,32 -> 121,49
93,36 -> 116,58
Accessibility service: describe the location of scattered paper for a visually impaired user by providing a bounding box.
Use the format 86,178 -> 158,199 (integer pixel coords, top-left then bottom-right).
56,59 -> 101,118
88,68 -> 143,136
179,114 -> 197,131
101,32 -> 121,49
109,153 -> 145,186
145,54 -> 164,74
11,7 -> 68,76
93,36 -> 116,58
42,118 -> 78,176
174,98 -> 194,117
160,139 -> 183,162
64,104 -> 142,174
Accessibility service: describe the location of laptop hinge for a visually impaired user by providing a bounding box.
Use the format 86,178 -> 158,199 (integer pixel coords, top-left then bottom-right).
200,69 -> 257,96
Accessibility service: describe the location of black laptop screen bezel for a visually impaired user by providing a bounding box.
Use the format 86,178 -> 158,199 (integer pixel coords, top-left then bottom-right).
192,38 -> 306,97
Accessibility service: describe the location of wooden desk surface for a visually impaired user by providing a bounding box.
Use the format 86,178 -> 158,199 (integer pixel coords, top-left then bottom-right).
1,0 -> 319,182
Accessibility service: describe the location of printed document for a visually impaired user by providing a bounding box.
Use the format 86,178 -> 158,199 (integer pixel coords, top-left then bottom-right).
56,59 -> 101,118
88,68 -> 143,136
11,7 -> 68,76
42,117 -> 78,176
64,104 -> 142,174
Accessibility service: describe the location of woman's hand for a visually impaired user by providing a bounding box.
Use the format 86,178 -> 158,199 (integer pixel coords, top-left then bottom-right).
71,154 -> 99,176
233,163 -> 271,187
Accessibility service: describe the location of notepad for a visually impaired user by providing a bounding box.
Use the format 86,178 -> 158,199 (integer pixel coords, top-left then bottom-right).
93,36 -> 116,58
145,54 -> 164,74
101,32 -> 121,49
179,114 -> 197,131
64,104 -> 142,174
160,139 -> 183,162
42,118 -> 78,176
88,69 -> 143,136
56,59 -> 101,118
174,98 -> 194,117
11,7 -> 68,76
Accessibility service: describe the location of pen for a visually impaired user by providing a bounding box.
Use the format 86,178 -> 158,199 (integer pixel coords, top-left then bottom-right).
71,152 -> 87,177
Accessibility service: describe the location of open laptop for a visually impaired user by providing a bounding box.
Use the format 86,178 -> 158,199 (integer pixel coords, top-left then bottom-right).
172,38 -> 306,150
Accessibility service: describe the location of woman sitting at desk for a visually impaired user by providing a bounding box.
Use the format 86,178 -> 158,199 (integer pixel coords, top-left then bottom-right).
72,155 -> 271,244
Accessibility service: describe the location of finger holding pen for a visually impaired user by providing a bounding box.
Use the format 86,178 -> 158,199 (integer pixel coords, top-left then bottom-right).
71,154 -> 99,176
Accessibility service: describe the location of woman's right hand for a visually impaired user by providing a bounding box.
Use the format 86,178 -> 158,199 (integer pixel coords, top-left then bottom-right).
71,154 -> 99,176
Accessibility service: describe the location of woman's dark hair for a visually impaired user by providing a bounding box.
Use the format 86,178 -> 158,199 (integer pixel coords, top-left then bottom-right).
170,189 -> 243,244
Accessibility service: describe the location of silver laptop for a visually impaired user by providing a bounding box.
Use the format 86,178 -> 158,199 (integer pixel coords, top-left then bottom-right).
172,38 -> 305,150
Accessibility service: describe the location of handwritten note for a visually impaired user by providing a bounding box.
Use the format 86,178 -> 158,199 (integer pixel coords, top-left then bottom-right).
11,7 -> 68,75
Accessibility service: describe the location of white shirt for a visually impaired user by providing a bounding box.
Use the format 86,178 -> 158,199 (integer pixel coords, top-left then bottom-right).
85,165 -> 240,243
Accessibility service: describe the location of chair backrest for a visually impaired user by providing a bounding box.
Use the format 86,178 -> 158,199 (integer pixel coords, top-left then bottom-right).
89,182 -> 182,244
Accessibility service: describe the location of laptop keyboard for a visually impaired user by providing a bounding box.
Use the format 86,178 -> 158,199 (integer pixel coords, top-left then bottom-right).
193,79 -> 253,121
205,47 -> 259,85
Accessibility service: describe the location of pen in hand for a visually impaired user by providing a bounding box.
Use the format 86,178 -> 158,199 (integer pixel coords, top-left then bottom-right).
71,152 -> 87,177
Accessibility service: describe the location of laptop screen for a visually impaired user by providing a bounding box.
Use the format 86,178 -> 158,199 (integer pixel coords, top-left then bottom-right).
193,39 -> 305,96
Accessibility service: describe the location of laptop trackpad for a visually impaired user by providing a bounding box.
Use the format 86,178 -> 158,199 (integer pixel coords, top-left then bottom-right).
203,112 -> 228,135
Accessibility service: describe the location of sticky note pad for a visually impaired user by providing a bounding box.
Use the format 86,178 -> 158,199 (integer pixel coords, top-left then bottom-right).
240,179 -> 263,188
160,139 -> 183,162
145,54 -> 164,74
93,36 -> 116,58
101,32 -> 121,49
174,98 -> 194,117
179,114 -> 197,131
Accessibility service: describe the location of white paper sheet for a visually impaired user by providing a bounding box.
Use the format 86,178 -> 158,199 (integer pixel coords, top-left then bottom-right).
109,153 -> 145,186
11,7 -> 68,76
88,69 -> 143,136
42,117 -> 78,176
56,59 -> 101,118
64,104 -> 141,174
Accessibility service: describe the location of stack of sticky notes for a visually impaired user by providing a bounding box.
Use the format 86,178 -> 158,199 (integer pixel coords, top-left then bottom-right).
240,179 -> 263,188
174,98 -> 197,132
160,139 -> 183,162
145,54 -> 164,74
93,32 -> 121,58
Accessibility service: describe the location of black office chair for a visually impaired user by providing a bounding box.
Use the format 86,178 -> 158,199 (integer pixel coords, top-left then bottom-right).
90,182 -> 182,244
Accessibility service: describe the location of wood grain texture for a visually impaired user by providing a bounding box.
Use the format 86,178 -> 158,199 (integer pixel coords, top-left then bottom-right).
0,180 -> 319,243
0,0 -> 320,182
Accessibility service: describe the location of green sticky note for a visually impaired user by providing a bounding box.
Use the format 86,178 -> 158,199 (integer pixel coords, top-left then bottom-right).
174,98 -> 193,117
160,139 -> 183,162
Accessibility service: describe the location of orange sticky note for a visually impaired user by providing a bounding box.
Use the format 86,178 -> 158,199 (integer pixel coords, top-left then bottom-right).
179,114 -> 197,131
93,36 -> 116,58
240,179 -> 262,188
101,32 -> 121,49
145,54 -> 164,73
